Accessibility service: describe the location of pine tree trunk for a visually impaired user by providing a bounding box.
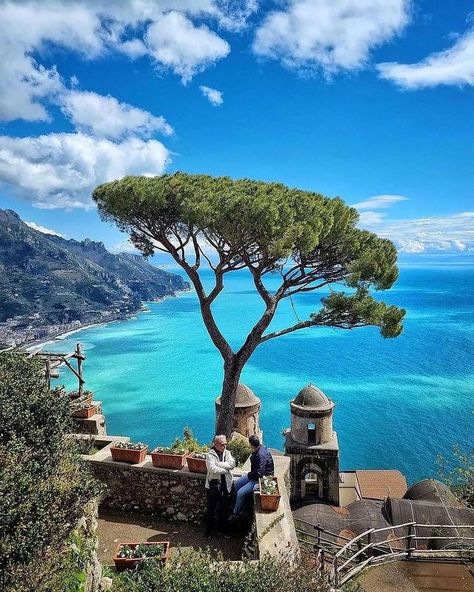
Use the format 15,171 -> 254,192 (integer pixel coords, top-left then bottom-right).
216,357 -> 244,437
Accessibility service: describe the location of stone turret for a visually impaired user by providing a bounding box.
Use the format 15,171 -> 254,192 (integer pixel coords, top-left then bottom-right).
215,383 -> 261,439
285,383 -> 339,506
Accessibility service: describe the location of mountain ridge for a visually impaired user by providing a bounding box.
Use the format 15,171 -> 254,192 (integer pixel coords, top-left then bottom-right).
0,209 -> 189,347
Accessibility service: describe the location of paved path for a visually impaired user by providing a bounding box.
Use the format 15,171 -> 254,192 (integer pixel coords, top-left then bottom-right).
357,561 -> 474,592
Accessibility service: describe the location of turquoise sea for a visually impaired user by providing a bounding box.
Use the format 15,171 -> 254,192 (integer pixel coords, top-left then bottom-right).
49,265 -> 474,485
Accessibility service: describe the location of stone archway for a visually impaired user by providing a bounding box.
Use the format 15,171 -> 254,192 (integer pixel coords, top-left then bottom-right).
295,456 -> 325,500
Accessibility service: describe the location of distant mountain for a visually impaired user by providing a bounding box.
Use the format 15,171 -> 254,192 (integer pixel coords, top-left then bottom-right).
0,209 -> 188,345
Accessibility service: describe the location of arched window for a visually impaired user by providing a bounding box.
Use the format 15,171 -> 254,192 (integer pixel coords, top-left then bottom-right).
307,422 -> 316,444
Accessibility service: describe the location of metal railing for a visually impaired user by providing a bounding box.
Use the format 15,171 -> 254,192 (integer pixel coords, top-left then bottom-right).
331,522 -> 474,588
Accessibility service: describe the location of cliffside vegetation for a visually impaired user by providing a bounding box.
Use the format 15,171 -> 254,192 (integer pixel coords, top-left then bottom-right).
0,352 -> 102,591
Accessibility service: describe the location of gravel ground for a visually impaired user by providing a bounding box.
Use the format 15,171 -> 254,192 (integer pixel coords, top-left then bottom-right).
97,509 -> 246,565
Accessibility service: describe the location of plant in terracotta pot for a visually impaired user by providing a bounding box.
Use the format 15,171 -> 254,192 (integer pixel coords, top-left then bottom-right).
113,541 -> 170,571
182,427 -> 209,474
110,441 -> 148,464
151,427 -> 197,469
151,443 -> 188,469
69,389 -> 92,403
186,449 -> 209,474
259,475 -> 281,512
70,392 -> 96,418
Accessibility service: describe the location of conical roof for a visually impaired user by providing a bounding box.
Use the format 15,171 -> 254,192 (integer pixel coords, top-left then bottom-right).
291,384 -> 333,411
216,383 -> 260,408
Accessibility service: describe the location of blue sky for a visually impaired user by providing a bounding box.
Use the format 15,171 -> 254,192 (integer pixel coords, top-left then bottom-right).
0,0 -> 473,261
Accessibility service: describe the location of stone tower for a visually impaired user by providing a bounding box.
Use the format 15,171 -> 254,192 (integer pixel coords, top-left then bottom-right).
215,383 -> 262,439
284,384 -> 340,506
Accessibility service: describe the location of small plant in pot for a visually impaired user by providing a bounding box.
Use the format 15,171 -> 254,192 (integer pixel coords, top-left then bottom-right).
182,427 -> 209,474
113,541 -> 170,571
70,392 -> 97,418
259,475 -> 281,512
69,389 -> 93,403
151,427 -> 195,469
151,443 -> 188,469
186,448 -> 208,474
110,441 -> 148,464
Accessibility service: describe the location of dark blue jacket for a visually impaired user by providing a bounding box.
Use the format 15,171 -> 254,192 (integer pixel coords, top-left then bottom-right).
248,446 -> 274,481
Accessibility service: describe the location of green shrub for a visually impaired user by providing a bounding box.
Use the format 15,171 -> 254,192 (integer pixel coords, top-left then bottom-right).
438,444 -> 474,508
227,437 -> 252,466
108,548 -> 332,592
0,352 -> 102,590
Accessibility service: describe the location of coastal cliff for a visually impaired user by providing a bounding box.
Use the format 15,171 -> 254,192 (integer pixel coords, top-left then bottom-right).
0,209 -> 189,347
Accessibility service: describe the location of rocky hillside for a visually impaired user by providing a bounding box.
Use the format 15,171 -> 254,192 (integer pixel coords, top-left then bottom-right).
0,209 -> 188,343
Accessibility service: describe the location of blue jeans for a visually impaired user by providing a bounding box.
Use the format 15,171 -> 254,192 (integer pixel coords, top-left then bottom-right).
233,475 -> 258,515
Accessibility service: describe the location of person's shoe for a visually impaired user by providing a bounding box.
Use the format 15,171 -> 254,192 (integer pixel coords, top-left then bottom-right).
227,513 -> 238,524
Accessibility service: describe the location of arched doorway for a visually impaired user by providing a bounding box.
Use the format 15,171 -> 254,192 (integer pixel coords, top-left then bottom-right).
299,462 -> 323,500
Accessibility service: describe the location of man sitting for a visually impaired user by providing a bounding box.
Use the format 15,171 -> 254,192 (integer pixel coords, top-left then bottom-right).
230,434 -> 274,519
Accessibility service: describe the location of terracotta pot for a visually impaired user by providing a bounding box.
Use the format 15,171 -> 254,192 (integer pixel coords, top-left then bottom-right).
113,541 -> 170,572
186,453 -> 207,474
72,404 -> 97,419
110,446 -> 148,464
70,392 -> 92,406
259,476 -> 281,512
151,450 -> 187,469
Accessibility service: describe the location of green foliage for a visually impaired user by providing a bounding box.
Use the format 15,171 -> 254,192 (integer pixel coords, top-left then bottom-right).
0,352 -> 102,590
227,437 -> 252,466
108,548 -> 332,592
93,173 -> 404,341
438,443 -> 474,508
164,427 -> 209,454
118,543 -> 166,559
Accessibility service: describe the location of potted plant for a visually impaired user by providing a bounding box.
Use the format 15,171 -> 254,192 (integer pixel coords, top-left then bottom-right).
113,541 -> 170,571
110,441 -> 148,464
151,443 -> 188,469
186,449 -> 208,474
69,389 -> 93,405
259,475 -> 281,512
70,393 -> 97,418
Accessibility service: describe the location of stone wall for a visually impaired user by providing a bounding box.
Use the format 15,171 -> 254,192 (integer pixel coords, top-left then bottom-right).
251,456 -> 299,561
85,441 -> 207,523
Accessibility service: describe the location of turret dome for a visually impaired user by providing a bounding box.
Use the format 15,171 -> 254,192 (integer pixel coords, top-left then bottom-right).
216,383 -> 260,408
291,384 -> 333,412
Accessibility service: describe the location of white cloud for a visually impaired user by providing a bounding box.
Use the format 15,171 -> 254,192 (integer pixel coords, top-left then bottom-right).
353,194 -> 408,226
377,28 -> 474,88
364,211 -> 474,253
0,132 -> 170,209
352,194 -> 408,210
25,221 -> 64,237
112,239 -> 140,254
145,11 -> 230,83
0,0 -> 245,122
200,85 -> 224,106
60,91 -> 173,140
253,0 -> 410,76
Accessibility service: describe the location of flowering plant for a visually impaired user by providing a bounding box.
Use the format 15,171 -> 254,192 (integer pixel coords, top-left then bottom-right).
112,441 -> 147,451
117,543 -> 165,559
261,475 -> 278,495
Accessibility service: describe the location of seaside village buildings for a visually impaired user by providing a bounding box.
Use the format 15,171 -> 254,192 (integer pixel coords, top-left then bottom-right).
32,348 -> 474,588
